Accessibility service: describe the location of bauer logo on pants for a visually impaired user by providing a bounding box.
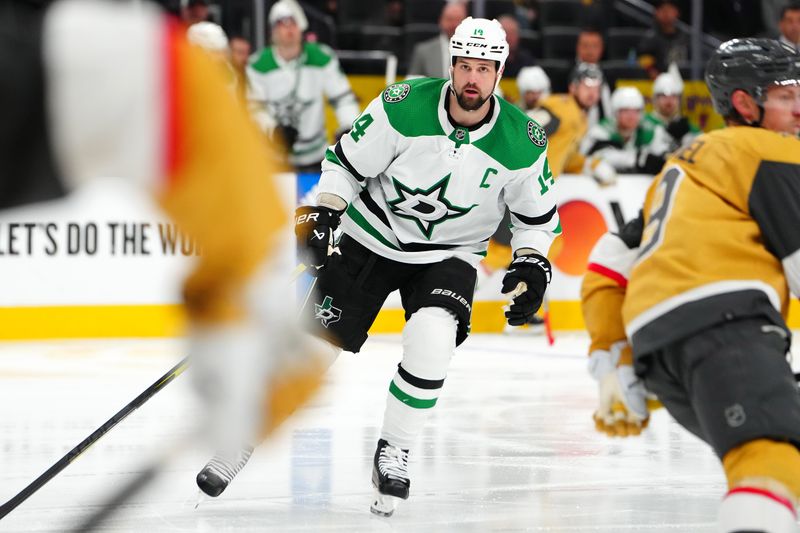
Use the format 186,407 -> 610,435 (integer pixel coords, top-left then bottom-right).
315,295 -> 342,327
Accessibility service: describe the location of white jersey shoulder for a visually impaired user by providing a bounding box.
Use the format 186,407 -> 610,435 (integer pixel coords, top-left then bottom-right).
319,78 -> 561,266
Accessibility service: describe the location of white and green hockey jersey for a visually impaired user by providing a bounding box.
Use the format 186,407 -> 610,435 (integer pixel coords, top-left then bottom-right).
248,42 -> 359,167
318,77 -> 562,267
580,117 -> 672,173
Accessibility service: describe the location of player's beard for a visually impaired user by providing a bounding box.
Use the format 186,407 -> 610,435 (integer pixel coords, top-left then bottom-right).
455,84 -> 490,111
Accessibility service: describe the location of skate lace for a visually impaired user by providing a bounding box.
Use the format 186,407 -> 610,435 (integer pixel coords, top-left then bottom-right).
378,444 -> 408,482
206,447 -> 253,483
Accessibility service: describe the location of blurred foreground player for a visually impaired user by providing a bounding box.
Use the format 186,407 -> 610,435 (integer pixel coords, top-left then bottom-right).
0,0 -> 324,496
582,38 -> 800,533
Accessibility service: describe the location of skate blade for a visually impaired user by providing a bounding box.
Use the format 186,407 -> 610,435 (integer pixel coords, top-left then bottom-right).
503,323 -> 545,336
195,490 -> 207,510
370,491 -> 401,517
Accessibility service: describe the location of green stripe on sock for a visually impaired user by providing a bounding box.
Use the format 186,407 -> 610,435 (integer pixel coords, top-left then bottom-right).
389,381 -> 438,409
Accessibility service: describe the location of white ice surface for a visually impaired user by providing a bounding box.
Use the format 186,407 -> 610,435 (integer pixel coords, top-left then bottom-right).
1,332 -> 796,532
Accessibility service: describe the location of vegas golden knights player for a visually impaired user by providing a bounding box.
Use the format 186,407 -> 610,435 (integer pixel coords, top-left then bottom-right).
1,0 -> 324,500
582,38 -> 800,533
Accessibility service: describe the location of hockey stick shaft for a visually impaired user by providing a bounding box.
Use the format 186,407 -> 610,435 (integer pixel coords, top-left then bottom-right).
542,296 -> 555,346
0,356 -> 189,520
71,431 -> 193,533
66,263 -> 314,529
0,264 -> 311,520
290,262 -> 307,280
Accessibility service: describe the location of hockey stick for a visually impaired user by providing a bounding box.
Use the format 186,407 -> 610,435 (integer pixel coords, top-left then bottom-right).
609,201 -> 626,231
72,268 -> 317,531
0,356 -> 190,521
71,432 -> 193,532
542,296 -> 555,346
1,264 -> 310,523
506,282 -> 554,344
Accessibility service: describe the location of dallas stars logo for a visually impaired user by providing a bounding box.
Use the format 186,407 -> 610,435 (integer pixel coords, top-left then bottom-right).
314,296 -> 342,328
527,120 -> 547,147
383,83 -> 411,103
387,174 -> 477,239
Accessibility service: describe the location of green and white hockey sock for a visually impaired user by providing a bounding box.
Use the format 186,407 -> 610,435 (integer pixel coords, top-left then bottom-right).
380,307 -> 457,449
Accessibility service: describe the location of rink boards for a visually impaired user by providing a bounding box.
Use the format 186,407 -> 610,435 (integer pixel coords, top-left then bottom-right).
0,174 -> 797,340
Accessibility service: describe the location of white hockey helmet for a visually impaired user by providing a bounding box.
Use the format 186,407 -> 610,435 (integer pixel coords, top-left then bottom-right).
187,22 -> 229,53
516,66 -> 551,96
449,17 -> 509,72
653,72 -> 684,96
269,0 -> 309,31
611,86 -> 645,113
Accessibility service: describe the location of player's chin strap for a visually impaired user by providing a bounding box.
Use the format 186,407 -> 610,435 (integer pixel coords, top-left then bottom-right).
748,104 -> 766,128
733,88 -> 766,128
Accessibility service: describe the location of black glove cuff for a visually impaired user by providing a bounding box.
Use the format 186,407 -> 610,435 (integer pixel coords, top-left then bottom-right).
666,118 -> 690,140
295,205 -> 343,235
508,253 -> 552,284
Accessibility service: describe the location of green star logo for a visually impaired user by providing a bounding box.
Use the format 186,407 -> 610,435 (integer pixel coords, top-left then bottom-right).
314,295 -> 342,328
382,83 -> 411,103
387,174 -> 477,240
527,120 -> 547,147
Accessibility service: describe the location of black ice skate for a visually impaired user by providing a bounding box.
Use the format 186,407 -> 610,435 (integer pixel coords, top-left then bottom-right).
370,439 -> 410,517
196,446 -> 254,497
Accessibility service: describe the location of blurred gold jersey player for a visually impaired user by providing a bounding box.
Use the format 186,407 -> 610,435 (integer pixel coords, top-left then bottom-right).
620,39 -> 800,533
531,63 -> 615,183
0,0 -> 323,500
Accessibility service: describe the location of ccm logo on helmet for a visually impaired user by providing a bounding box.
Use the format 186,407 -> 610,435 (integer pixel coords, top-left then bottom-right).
466,42 -> 488,48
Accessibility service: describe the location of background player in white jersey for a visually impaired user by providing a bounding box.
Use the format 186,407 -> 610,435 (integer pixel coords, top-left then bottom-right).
247,0 -> 360,173
516,65 -> 551,113
644,72 -> 701,151
581,86 -> 672,175
582,39 -> 800,533
293,17 -> 561,516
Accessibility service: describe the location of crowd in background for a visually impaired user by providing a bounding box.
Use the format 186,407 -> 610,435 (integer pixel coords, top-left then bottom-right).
174,0 -> 800,175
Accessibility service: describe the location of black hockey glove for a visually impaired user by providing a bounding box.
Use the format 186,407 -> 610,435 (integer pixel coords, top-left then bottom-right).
666,117 -> 691,141
501,253 -> 552,326
295,206 -> 343,272
275,125 -> 299,149
636,150 -> 666,175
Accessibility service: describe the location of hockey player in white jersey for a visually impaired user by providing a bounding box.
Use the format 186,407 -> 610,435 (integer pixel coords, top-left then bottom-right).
294,17 -> 561,516
247,1 -> 360,172
581,86 -> 672,175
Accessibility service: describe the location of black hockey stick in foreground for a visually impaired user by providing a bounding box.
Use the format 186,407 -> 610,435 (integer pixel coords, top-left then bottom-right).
0,356 -> 190,520
70,263 -> 315,530
71,432 -> 193,532
0,264 -> 312,523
